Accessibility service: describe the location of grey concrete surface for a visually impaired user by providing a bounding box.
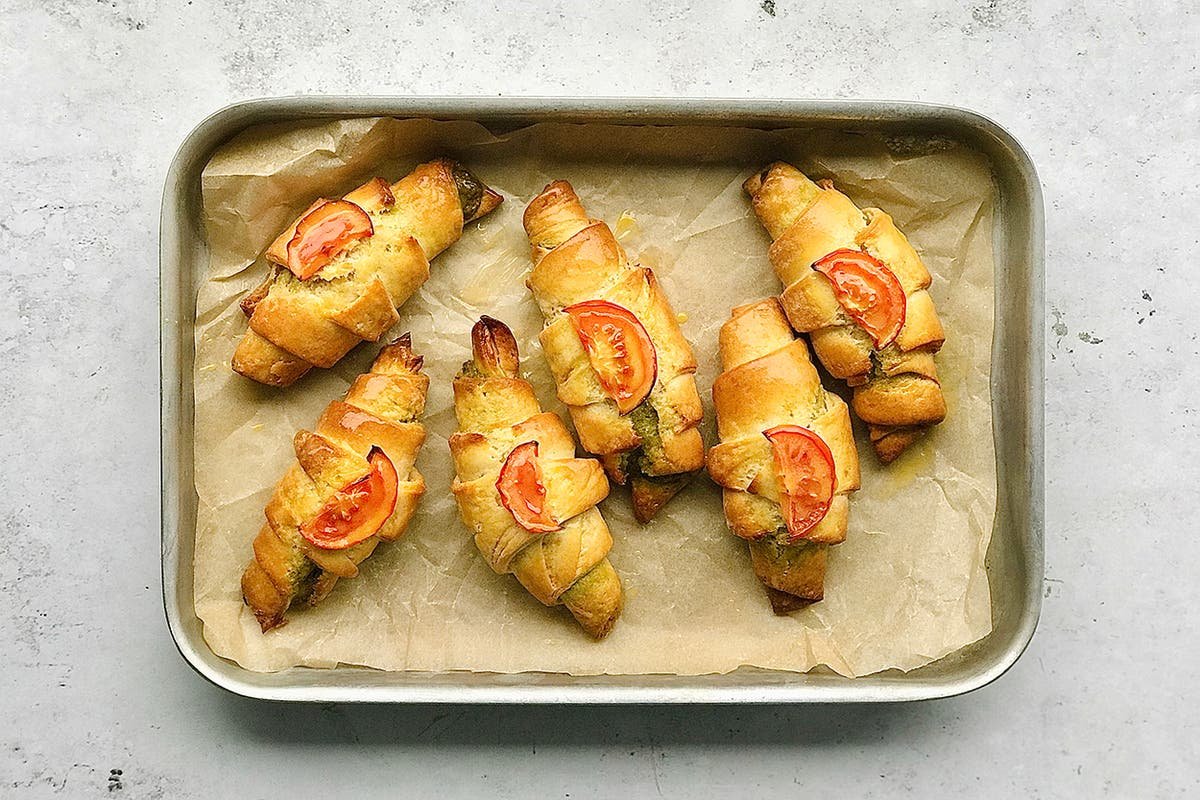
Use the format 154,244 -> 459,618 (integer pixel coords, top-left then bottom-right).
1,0 -> 1196,797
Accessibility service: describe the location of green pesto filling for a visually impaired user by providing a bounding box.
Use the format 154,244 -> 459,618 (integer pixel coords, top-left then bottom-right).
291,560 -> 320,604
628,401 -> 666,476
451,164 -> 485,219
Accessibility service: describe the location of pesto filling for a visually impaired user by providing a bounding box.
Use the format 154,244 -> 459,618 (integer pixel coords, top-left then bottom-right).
291,560 -> 320,604
619,400 -> 672,479
451,164 -> 485,219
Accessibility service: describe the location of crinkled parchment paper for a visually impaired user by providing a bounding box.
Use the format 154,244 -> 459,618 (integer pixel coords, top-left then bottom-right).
193,117 -> 996,676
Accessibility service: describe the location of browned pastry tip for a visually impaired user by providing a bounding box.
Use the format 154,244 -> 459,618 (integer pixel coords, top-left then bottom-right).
868,425 -> 926,464
765,587 -> 816,616
241,560 -> 289,632
470,315 -> 521,378
371,332 -> 424,374
239,275 -> 273,317
630,474 -> 692,524
740,161 -> 787,198
852,373 -> 947,429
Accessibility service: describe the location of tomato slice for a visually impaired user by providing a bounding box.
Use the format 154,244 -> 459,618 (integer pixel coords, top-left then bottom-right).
285,199 -> 374,280
812,249 -> 906,347
496,441 -> 561,534
565,300 -> 657,415
763,425 -> 837,542
300,447 -> 399,550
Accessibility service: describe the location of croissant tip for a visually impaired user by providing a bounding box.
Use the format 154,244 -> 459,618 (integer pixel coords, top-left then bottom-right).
254,612 -> 285,632
561,560 -> 623,639
374,333 -> 424,374
728,297 -> 775,320
584,612 -> 620,640
868,425 -> 926,463
630,473 -> 694,523
743,161 -> 796,197
470,316 -> 521,377
523,179 -> 587,238
523,177 -> 561,196
742,167 -> 769,197
479,187 -> 504,214
765,586 -> 817,615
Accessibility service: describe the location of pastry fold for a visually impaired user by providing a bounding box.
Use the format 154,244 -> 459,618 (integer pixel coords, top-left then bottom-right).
450,316 -> 623,639
522,181 -> 705,521
708,298 -> 860,612
240,335 -> 429,631
233,159 -> 501,387
743,162 -> 947,462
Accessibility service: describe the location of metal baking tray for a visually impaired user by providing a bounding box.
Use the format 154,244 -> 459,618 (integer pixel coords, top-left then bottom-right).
161,97 -> 1044,703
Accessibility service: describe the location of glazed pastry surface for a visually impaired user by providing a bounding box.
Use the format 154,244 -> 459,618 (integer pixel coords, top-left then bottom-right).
708,298 -> 860,611
744,162 -> 947,461
234,159 -> 501,387
523,181 -> 705,521
241,336 -> 429,631
450,317 -> 623,639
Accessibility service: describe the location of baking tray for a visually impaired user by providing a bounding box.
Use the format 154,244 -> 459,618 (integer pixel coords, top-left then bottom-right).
161,97 -> 1044,703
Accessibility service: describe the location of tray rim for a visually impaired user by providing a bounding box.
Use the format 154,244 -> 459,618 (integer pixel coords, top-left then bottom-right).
160,96 -> 1045,704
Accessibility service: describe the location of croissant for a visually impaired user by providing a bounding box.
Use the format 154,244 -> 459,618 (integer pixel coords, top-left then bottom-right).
708,298 -> 860,612
522,181 -> 705,522
233,159 -> 502,387
240,335 -> 429,631
449,316 -> 623,638
743,162 -> 947,462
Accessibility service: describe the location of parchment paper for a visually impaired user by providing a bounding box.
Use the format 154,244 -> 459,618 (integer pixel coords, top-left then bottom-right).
193,117 -> 996,677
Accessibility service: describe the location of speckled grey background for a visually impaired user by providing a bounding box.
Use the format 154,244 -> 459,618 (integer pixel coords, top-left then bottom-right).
1,1 -> 1196,797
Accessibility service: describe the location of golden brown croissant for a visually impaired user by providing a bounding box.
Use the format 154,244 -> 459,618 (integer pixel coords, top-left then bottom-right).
708,298 -> 860,612
449,316 -> 623,638
240,335 -> 428,631
233,159 -> 502,387
522,181 -> 705,522
743,162 -> 947,462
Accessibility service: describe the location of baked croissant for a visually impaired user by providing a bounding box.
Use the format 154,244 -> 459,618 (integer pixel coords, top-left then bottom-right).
233,159 -> 502,387
522,181 -> 705,522
240,335 -> 429,631
450,316 -> 623,639
743,162 -> 947,462
708,298 -> 861,612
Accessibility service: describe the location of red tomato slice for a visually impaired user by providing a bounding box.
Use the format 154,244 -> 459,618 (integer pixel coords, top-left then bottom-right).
812,249 -> 906,347
285,199 -> 374,280
300,447 -> 399,550
496,441 -> 561,534
565,300 -> 658,415
763,425 -> 837,542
